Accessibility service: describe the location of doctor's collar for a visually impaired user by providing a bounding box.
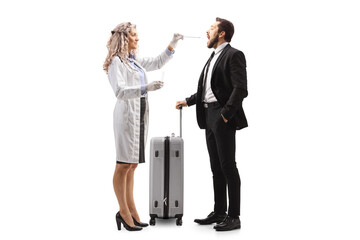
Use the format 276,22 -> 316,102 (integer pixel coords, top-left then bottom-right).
128,52 -> 135,60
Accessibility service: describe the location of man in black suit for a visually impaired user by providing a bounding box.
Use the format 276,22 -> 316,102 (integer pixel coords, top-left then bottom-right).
176,17 -> 247,231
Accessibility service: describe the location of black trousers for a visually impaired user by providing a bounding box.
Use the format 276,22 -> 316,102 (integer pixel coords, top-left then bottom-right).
205,102 -> 241,218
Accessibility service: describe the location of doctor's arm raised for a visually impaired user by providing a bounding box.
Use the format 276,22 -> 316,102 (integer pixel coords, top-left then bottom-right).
137,33 -> 183,72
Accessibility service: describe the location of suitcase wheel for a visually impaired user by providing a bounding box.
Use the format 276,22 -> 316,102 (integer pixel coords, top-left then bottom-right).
150,218 -> 156,226
176,218 -> 182,226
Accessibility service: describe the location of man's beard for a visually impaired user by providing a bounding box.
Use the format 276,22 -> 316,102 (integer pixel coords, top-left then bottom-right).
207,33 -> 219,48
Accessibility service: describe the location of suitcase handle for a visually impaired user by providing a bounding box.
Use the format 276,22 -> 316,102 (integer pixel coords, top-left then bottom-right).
179,105 -> 182,138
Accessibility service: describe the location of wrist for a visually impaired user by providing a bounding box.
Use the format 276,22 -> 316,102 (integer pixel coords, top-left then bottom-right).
221,114 -> 228,123
167,45 -> 174,52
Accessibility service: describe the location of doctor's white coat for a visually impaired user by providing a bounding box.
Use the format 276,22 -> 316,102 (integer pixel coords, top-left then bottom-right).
107,50 -> 173,163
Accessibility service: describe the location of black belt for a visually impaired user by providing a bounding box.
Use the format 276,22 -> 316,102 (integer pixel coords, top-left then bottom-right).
203,101 -> 219,108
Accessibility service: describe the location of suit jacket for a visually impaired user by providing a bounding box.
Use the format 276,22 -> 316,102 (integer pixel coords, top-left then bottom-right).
186,44 -> 248,130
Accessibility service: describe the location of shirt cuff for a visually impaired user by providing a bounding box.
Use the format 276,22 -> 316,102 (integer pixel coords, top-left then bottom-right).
141,84 -> 146,95
165,48 -> 175,56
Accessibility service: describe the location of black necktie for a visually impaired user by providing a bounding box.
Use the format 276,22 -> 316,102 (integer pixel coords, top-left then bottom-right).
203,51 -> 215,99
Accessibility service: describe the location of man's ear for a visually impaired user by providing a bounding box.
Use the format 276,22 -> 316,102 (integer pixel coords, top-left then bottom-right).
219,31 -> 226,39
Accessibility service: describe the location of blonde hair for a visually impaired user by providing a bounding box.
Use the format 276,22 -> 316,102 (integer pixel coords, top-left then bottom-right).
103,22 -> 137,73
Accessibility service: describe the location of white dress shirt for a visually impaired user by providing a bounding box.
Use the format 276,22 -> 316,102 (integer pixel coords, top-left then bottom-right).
203,42 -> 229,102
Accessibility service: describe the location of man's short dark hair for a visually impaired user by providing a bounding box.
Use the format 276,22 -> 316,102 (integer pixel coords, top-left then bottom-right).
216,17 -> 234,42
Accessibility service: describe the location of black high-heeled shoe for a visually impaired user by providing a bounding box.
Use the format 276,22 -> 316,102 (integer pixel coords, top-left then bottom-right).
132,217 -> 149,227
115,212 -> 142,231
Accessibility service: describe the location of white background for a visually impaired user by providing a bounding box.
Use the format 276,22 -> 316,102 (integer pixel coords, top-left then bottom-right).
1,0 -> 360,239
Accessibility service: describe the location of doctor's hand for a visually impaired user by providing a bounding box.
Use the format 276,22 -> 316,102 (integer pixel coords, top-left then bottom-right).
146,81 -> 164,92
168,33 -> 184,51
175,100 -> 187,109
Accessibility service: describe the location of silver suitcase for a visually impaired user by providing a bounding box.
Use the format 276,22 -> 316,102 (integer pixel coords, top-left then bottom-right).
149,106 -> 184,226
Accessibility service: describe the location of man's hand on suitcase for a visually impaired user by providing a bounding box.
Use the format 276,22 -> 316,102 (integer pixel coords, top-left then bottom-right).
146,81 -> 164,92
176,101 -> 187,109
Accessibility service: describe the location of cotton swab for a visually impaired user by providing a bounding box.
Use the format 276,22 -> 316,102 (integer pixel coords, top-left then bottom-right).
183,35 -> 201,39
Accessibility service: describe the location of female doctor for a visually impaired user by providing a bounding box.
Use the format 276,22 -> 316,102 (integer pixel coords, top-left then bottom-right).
103,22 -> 183,231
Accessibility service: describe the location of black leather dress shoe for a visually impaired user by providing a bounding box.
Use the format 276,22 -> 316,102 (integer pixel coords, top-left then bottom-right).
194,212 -> 227,225
214,216 -> 241,231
